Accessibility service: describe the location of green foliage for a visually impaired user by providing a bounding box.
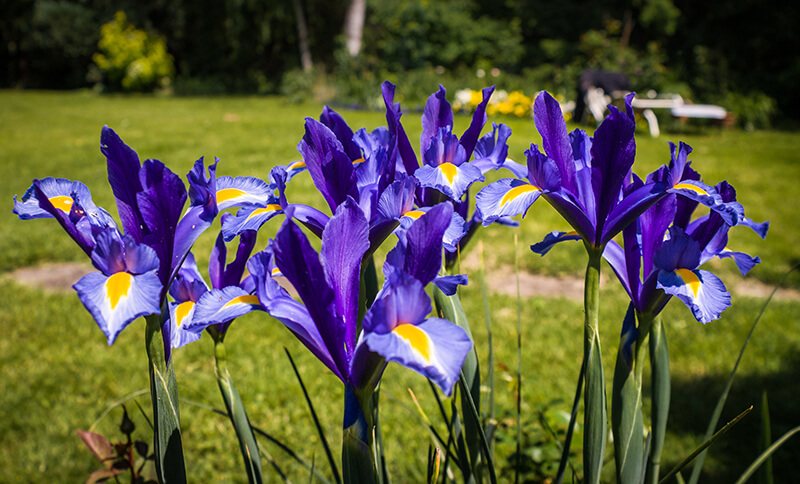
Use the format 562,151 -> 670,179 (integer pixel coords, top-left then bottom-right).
722,91 -> 778,131
92,11 -> 174,92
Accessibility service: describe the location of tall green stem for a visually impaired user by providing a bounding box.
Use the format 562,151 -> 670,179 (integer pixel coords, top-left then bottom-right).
213,333 -> 263,484
583,248 -> 606,484
144,312 -> 186,484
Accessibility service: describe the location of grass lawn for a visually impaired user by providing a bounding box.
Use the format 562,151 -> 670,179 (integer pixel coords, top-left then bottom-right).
1,89 -> 799,483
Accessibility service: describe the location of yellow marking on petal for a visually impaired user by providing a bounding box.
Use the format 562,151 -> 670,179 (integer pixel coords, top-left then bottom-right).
352,158 -> 366,165
271,267 -> 283,277
673,182 -> 708,196
48,195 -> 74,213
221,294 -> 259,309
216,188 -> 248,204
403,210 -> 425,220
500,184 -> 541,206
565,230 -> 579,236
393,324 -> 432,363
106,272 -> 133,310
246,204 -> 282,220
288,161 -> 306,170
439,163 -> 458,184
675,268 -> 701,297
175,301 -> 194,326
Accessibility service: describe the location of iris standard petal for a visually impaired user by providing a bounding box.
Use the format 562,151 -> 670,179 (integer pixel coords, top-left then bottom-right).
533,91 -> 577,192
476,178 -> 543,226
432,274 -> 468,296
459,86 -> 495,159
298,118 -> 358,211
137,159 -> 188,287
74,269 -> 162,345
602,241 -> 634,301
420,85 -> 454,157
470,123 -> 512,174
381,81 -> 419,175
320,198 -> 370,353
363,317 -> 472,396
320,105 -> 362,162
101,126 -> 146,243
172,157 -> 219,279
657,268 -> 730,324
401,202 -> 454,285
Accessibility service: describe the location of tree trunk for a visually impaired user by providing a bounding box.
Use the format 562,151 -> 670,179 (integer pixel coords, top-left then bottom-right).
292,0 -> 313,72
343,0 -> 367,58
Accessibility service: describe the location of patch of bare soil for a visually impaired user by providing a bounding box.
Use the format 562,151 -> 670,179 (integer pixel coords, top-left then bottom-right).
6,262 -> 800,302
7,262 -> 92,292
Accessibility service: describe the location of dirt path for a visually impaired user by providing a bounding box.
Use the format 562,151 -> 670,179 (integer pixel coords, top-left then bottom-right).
6,261 -> 799,302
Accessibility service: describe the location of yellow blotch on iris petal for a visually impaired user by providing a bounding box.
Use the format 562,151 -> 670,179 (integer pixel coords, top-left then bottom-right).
676,268 -> 701,297
439,163 -> 458,184
500,184 -> 541,207
288,161 -> 306,170
49,195 -> 74,213
673,183 -> 709,196
403,210 -> 425,220
246,204 -> 282,221
106,272 -> 133,309
216,188 -> 248,205
175,301 -> 194,326
221,294 -> 260,309
352,158 -> 366,165
393,324 -> 432,363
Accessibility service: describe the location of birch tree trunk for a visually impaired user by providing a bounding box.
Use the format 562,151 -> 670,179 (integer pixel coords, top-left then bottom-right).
343,0 -> 366,58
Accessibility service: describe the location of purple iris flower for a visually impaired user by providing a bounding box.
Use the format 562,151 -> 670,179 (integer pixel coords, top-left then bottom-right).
248,199 -> 472,396
284,105 -> 417,253
166,226 -> 259,348
604,178 -> 767,324
13,126 -> 220,345
382,82 -> 518,265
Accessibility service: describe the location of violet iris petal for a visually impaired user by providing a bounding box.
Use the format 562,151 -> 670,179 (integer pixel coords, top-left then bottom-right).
459,86 -> 495,160
320,198 -> 371,356
102,125 -> 147,243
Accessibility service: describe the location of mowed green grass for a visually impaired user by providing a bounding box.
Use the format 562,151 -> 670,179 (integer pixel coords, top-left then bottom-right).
1,90 -> 799,482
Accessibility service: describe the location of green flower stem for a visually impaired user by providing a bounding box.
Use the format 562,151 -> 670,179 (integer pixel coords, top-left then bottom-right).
647,315 -> 670,484
582,247 -> 606,484
211,330 -> 263,484
342,385 -> 379,484
144,311 -> 187,484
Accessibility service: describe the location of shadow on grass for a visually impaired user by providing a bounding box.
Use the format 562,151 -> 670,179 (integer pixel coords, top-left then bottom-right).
652,353 -> 800,483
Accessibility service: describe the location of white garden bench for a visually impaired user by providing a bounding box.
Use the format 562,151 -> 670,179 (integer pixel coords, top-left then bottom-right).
630,93 -> 728,137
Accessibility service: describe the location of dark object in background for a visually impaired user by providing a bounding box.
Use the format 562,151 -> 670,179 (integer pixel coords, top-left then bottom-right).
573,70 -> 631,124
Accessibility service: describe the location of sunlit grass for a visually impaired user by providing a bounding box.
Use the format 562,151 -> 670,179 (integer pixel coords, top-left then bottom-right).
1,90 -> 798,482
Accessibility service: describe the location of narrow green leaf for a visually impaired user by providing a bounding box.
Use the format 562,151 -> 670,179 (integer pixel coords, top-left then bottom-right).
214,338 -> 263,484
433,287 -> 481,476
660,406 -> 753,484
733,424 -> 800,484
459,372 -> 498,484
479,241 -> 496,451
688,264 -> 798,484
647,317 -> 670,484
759,391 -> 773,484
145,313 -> 186,484
284,347 -> 342,484
612,304 -> 644,484
180,397 -> 333,484
514,233 -> 522,484
554,358 -> 584,484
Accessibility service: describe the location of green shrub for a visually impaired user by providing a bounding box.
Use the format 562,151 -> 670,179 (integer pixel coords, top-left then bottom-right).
723,91 -> 778,130
92,11 -> 174,92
